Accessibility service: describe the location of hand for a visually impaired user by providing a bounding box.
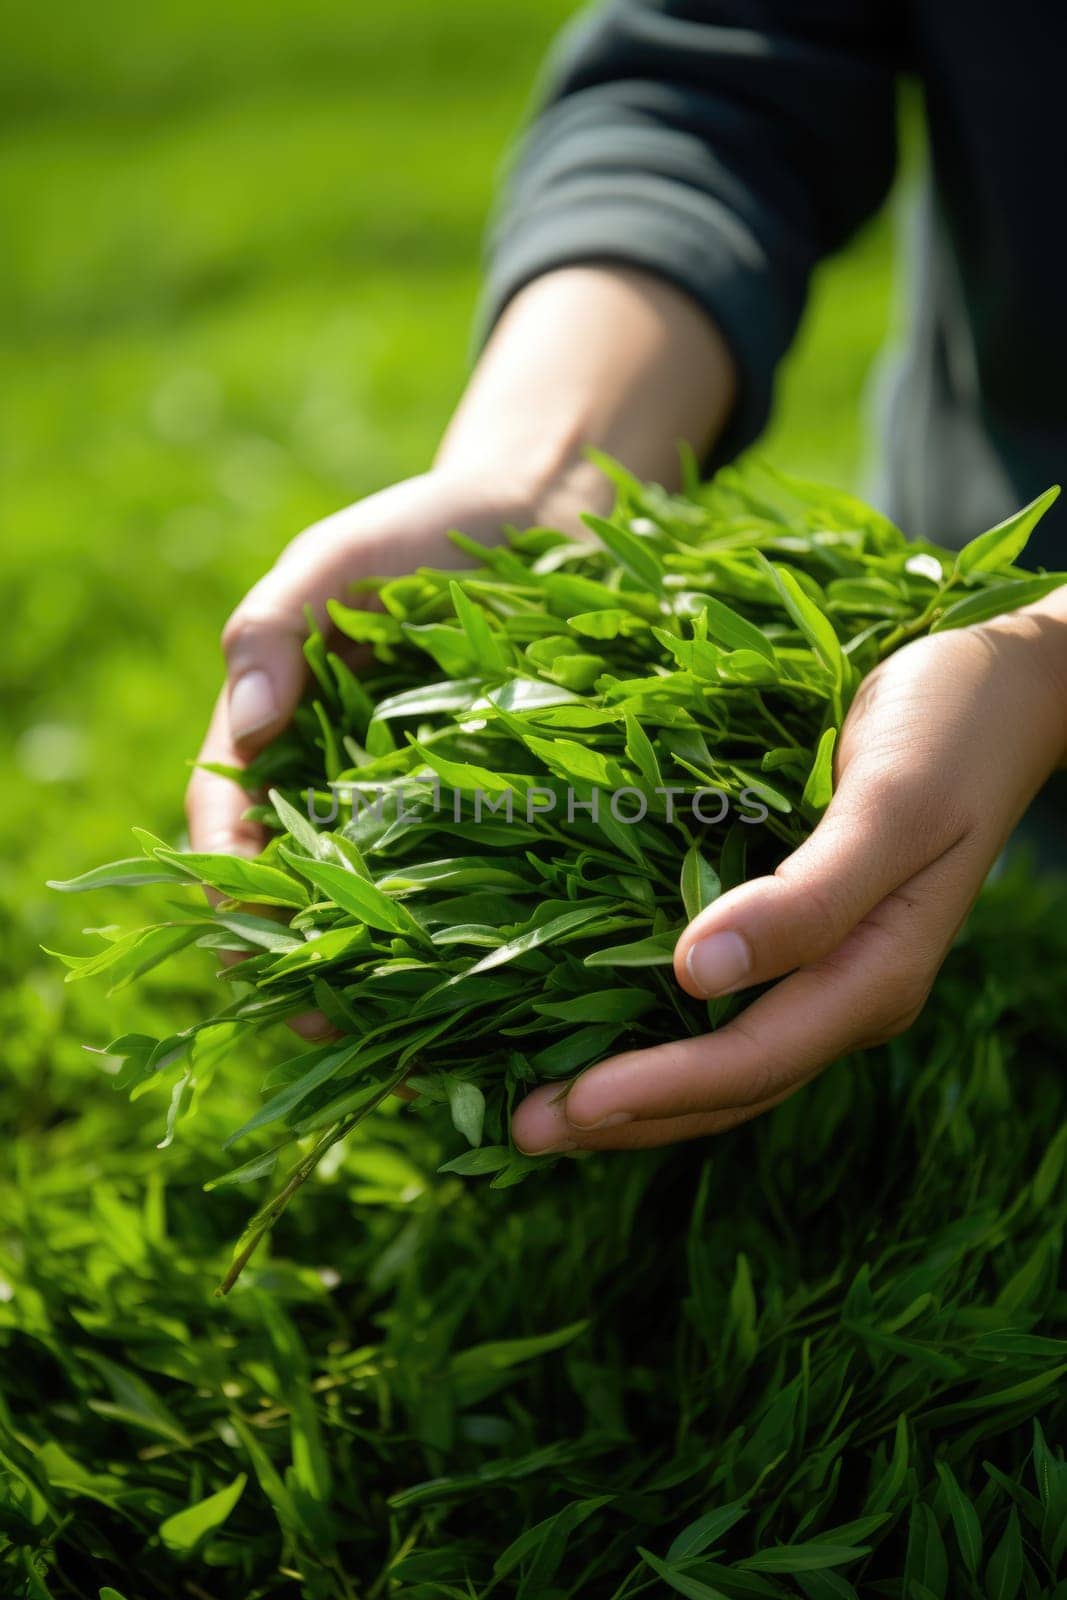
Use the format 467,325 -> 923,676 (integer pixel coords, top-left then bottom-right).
513,600 -> 1067,1154
186,467 -> 582,860
188,263 -> 733,858
185,467 -> 599,1040
183,264 -> 734,1039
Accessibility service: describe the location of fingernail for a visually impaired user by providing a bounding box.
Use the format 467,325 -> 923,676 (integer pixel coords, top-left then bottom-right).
519,1136 -> 578,1155
570,1110 -> 632,1132
290,1009 -> 335,1040
229,670 -> 278,742
686,931 -> 751,997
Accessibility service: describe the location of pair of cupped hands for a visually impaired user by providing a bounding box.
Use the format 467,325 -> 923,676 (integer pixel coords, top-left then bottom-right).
188,469 -> 1067,1156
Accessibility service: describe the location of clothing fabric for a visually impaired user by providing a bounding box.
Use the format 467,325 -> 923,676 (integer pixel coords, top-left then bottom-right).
482,0 -> 1067,564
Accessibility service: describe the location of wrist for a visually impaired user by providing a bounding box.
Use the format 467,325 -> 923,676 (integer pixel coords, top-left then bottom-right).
432,431 -> 612,537
434,264 -> 735,530
426,452 -> 609,543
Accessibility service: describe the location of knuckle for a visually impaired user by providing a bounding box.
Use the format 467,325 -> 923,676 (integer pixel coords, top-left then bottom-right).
221,592 -> 309,662
805,925 -> 932,1051
220,608 -> 264,657
861,762 -> 974,851
863,1005 -> 923,1048
779,871 -> 846,955
867,969 -> 931,1044
279,517 -> 327,560
719,1017 -> 781,1104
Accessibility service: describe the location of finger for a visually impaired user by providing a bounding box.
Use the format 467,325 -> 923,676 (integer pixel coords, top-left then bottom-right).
562,835 -> 982,1132
289,1011 -> 336,1041
220,511 -> 375,752
512,1079 -> 789,1154
220,483 -> 468,753
222,567 -> 316,753
187,693 -> 335,1038
674,758 -> 970,1000
186,689 -> 265,857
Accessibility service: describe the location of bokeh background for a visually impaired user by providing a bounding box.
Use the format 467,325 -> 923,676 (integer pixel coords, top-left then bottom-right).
0,0 -> 904,1207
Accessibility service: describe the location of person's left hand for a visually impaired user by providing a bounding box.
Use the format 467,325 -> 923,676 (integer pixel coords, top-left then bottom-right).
512,598 -> 1067,1155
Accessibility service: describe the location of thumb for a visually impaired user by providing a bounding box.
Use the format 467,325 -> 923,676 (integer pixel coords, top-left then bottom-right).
219,484 -> 439,752
674,763 -> 965,999
221,565 -> 325,753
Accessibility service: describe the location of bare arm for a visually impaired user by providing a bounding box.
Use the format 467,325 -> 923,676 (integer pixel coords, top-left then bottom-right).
187,264 -> 736,853
437,264 -> 736,520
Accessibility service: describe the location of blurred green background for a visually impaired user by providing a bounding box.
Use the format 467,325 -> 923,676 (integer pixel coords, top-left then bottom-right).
0,0 -> 898,1149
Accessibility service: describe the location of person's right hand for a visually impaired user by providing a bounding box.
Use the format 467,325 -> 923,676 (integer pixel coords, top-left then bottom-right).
185,467 -> 581,860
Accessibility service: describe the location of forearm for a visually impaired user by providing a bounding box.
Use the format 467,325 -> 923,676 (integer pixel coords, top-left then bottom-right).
434,265 -> 737,524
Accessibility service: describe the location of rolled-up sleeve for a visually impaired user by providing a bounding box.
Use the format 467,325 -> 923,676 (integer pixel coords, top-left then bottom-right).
480,0 -> 904,460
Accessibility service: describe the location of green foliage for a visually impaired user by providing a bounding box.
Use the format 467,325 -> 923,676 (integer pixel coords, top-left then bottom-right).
50,467 -> 1063,1286
2,865 -> 1067,1594
3,7 -> 1064,1594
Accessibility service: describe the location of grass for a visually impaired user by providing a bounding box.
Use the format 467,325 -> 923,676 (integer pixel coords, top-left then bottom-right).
13,5 -> 1060,1598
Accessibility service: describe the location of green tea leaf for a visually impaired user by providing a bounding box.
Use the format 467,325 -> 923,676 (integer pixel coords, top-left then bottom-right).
668,1501 -> 749,1561
700,594 -> 777,664
985,1507 -> 1023,1600
521,731 -> 622,788
445,1078 -> 485,1148
224,1040 -> 363,1146
154,848 -> 308,908
930,572 -> 1067,633
569,608 -> 639,640
159,1473 -> 247,1554
267,787 -> 331,858
904,1503 -> 948,1599
401,621 -> 477,676
533,989 -> 654,1023
639,1547 -> 730,1598
741,1543 -> 869,1573
760,557 -> 845,688
935,1461 -> 982,1573
449,578 -> 508,672
801,727 -> 837,814
48,857 -> 190,891
625,712 -> 663,788
437,1146 -> 510,1176
585,932 -> 677,968
327,600 -> 404,645
680,846 -> 721,922
373,678 -> 484,720
583,513 -> 665,593
954,486 -> 1059,576
281,852 -> 422,938
461,904 -> 614,977
55,923 -> 202,993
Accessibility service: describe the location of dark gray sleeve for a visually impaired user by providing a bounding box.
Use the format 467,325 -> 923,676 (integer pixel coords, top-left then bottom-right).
480,0 -> 903,460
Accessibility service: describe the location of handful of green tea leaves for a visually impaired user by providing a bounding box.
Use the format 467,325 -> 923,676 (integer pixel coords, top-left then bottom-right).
50,461 -> 1062,1286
